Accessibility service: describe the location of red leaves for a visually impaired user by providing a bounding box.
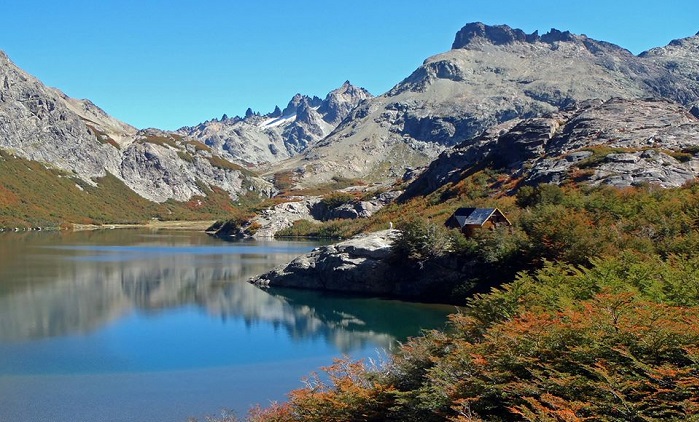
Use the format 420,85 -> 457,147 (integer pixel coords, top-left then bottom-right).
433,292 -> 699,420
248,289 -> 699,421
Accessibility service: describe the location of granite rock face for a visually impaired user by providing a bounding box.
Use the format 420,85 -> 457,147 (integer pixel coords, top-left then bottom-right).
119,129 -> 273,202
211,189 -> 401,239
528,98 -> 699,187
406,98 -> 699,197
178,81 -> 372,165
0,51 -> 124,183
639,33 -> 699,104
250,197 -> 322,239
322,201 -> 383,220
250,230 -> 399,294
275,23 -> 699,188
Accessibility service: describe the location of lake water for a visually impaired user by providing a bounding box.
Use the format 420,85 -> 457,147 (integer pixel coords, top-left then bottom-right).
0,229 -> 454,422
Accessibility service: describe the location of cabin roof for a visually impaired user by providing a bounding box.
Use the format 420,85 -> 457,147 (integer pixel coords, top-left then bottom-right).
451,207 -> 509,227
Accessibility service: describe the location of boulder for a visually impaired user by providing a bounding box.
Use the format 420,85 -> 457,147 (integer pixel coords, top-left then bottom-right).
251,197 -> 321,239
250,230 -> 399,294
325,201 -> 383,220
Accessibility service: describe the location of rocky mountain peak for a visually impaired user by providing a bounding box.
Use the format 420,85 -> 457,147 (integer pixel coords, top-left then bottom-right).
179,81 -> 371,165
318,80 -> 373,126
539,28 -> 576,44
451,22 -> 537,48
282,94 -> 304,116
282,23 -> 699,188
638,32 -> 699,104
281,94 -> 321,117
451,22 -> 587,50
0,50 -> 271,205
270,105 -> 282,118
640,32 -> 699,56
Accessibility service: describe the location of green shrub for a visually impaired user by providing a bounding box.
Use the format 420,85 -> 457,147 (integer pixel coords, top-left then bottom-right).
319,191 -> 356,209
393,218 -> 453,261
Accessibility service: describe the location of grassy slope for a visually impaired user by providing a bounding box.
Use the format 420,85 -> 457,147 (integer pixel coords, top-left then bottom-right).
0,150 -> 246,228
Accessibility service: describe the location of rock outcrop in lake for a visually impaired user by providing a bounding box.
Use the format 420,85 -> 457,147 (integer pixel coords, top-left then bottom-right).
250,230 -> 471,303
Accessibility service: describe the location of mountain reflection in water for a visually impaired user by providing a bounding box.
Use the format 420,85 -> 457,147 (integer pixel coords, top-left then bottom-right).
0,229 -> 452,353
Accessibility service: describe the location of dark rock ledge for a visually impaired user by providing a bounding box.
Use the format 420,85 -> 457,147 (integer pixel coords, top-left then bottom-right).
249,230 -> 472,304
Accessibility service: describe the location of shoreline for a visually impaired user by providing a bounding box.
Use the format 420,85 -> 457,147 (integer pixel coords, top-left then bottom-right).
71,220 -> 217,232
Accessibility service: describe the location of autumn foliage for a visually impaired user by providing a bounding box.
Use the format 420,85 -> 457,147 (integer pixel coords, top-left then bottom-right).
244,181 -> 699,421
247,283 -> 699,421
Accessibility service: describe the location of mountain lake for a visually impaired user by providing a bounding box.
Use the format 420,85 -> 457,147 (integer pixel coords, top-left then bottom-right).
0,229 -> 454,422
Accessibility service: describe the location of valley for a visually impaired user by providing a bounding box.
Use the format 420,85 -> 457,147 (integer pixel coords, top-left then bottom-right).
2,19 -> 699,421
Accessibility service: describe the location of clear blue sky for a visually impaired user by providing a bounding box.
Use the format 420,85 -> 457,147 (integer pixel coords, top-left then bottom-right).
2,0 -> 697,130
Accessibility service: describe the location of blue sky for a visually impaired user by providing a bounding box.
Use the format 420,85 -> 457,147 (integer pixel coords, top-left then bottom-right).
2,1 -> 698,130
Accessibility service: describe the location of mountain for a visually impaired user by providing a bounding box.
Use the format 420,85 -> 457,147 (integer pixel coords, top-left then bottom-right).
0,51 -> 273,215
4,23 -> 699,227
639,31 -> 699,106
178,81 -> 372,165
275,23 -> 699,187
404,97 -> 699,198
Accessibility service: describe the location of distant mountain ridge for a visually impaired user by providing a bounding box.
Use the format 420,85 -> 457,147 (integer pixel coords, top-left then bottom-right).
178,81 -> 372,165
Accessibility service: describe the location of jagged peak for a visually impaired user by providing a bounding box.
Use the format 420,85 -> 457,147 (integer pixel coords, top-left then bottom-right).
326,80 -> 371,98
336,80 -> 355,93
452,22 -> 535,48
282,94 -> 310,117
452,22 -> 579,49
269,105 -> 282,118
540,28 -> 576,43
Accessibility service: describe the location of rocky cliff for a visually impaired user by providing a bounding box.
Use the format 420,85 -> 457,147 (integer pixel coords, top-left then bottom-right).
0,51 -> 272,205
0,51 -> 124,182
178,81 -> 372,165
639,31 -> 699,106
405,97 -> 699,197
274,23 -> 699,188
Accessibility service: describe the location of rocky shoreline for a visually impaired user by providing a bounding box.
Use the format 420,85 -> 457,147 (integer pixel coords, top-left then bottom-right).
209,190 -> 401,239
249,229 -> 473,304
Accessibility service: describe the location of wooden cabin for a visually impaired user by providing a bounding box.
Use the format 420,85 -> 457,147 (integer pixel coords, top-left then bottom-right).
445,207 -> 511,237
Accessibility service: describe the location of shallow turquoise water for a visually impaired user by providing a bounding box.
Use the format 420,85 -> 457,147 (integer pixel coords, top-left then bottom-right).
0,230 -> 453,421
